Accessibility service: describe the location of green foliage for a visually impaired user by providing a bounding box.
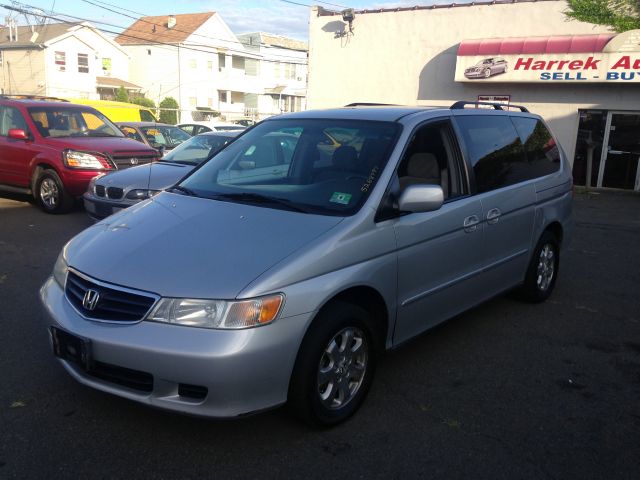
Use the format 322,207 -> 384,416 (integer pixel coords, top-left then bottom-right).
159,97 -> 179,125
565,0 -> 640,32
130,97 -> 156,108
115,86 -> 129,103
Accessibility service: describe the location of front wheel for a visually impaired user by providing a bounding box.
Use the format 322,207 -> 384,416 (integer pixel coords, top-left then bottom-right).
484,68 -> 491,78
516,231 -> 559,303
289,302 -> 377,426
35,170 -> 74,214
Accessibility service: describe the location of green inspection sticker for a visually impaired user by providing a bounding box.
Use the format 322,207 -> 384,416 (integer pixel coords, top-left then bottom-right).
330,192 -> 352,205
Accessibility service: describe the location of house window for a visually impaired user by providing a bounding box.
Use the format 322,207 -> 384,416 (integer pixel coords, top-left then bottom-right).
218,53 -> 226,70
218,91 -> 228,103
274,62 -> 281,78
231,56 -> 245,70
102,58 -> 112,75
78,53 -> 89,73
55,51 -> 66,71
207,98 -> 213,107
188,97 -> 197,107
207,60 -> 213,70
189,59 -> 197,69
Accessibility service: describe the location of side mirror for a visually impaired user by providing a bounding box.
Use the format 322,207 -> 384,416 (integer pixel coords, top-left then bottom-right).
398,184 -> 444,213
8,128 -> 29,140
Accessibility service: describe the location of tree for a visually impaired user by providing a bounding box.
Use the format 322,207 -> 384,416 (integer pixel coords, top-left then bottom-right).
115,86 -> 129,103
130,97 -> 156,108
159,97 -> 179,124
565,0 -> 640,32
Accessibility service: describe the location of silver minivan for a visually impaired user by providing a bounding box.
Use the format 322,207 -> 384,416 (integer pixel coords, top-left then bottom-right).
41,103 -> 573,425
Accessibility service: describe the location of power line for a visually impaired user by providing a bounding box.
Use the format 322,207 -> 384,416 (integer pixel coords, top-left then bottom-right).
80,0 -> 311,52
0,3 -> 310,66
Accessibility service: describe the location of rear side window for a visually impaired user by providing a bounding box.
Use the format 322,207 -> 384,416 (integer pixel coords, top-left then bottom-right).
456,115 -> 526,193
511,117 -> 561,178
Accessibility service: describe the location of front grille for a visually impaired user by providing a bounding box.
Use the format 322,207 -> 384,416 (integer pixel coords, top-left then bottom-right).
95,185 -> 105,197
111,154 -> 156,170
106,187 -> 123,199
89,361 -> 153,392
65,270 -> 157,322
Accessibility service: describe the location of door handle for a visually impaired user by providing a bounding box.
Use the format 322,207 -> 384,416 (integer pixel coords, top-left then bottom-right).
486,208 -> 501,225
463,215 -> 479,233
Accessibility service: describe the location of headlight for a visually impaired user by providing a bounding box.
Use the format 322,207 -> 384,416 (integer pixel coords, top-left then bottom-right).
64,150 -> 114,170
146,294 -> 284,329
52,252 -> 68,288
125,189 -> 161,200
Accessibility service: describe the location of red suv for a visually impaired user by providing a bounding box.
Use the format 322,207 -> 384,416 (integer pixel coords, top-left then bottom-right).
0,97 -> 160,213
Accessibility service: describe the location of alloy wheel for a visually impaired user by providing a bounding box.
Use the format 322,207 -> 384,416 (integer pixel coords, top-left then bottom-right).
317,327 -> 368,410
536,244 -> 555,292
40,178 -> 59,210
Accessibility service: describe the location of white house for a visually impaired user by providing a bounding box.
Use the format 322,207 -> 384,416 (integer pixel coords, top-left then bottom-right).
116,13 -> 308,122
238,32 -> 308,115
0,22 -> 135,99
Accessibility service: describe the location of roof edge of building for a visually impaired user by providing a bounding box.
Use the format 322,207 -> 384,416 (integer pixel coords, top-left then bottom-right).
317,0 -> 563,16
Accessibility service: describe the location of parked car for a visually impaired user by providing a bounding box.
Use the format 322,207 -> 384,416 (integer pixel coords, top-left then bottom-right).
117,121 -> 192,154
0,97 -> 160,213
83,131 -> 239,220
41,102 -> 572,425
177,121 -> 246,135
464,57 -> 508,79
233,117 -> 257,127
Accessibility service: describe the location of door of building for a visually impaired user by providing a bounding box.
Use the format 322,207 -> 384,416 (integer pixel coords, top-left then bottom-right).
597,112 -> 640,191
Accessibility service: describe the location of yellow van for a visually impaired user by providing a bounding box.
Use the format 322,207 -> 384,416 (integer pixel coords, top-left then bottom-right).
67,99 -> 158,123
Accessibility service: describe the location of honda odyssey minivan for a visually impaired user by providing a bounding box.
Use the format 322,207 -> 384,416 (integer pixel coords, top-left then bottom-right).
40,102 -> 572,425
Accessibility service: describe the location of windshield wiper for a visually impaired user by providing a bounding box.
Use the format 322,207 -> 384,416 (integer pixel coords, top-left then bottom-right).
211,192 -> 309,213
169,185 -> 198,197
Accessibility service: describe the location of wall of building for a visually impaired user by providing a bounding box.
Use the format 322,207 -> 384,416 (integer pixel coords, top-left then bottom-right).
71,26 -> 130,85
0,49 -> 45,95
307,1 -> 640,161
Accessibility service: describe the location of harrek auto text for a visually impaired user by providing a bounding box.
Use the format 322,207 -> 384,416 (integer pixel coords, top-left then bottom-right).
515,55 -> 640,81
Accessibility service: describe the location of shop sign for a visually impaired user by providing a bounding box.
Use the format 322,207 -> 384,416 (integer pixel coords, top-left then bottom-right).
455,30 -> 640,83
477,95 -> 510,105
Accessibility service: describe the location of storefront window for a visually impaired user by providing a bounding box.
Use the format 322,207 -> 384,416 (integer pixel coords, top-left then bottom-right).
573,110 -> 606,187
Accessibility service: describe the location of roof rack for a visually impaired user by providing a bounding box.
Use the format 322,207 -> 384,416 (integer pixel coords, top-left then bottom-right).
0,94 -> 69,102
450,101 -> 529,112
344,102 -> 398,107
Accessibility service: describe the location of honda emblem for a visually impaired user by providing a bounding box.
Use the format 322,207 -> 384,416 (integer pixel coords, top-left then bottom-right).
82,289 -> 100,311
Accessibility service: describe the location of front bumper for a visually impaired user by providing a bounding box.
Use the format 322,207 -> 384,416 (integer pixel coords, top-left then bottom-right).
83,193 -> 135,221
40,276 -> 311,418
464,70 -> 485,78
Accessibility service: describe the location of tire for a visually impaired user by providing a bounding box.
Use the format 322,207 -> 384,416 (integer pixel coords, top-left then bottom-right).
503,64 -> 508,73
484,68 -> 491,78
516,231 -> 560,303
34,169 -> 74,214
289,302 -> 378,427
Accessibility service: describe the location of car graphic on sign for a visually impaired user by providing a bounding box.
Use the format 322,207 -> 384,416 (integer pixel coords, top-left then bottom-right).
464,57 -> 508,79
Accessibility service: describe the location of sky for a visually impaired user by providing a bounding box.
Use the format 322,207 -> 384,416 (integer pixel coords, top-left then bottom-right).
0,0 -> 467,41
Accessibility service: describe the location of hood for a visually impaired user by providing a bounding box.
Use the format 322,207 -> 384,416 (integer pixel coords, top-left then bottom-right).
44,136 -> 157,155
65,192 -> 344,299
95,162 -> 193,191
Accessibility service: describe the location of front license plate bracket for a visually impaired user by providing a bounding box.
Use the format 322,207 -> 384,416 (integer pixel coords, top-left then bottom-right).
50,327 -> 92,371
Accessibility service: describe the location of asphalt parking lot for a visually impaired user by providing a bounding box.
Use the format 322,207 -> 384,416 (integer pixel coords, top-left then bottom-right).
0,191 -> 639,479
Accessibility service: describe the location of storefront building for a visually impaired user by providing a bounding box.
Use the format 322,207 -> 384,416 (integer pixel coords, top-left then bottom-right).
307,0 -> 640,191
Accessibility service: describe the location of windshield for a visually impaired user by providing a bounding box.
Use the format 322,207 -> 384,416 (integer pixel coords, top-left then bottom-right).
162,133 -> 237,165
28,106 -> 123,138
140,125 -> 191,149
177,118 -> 400,216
